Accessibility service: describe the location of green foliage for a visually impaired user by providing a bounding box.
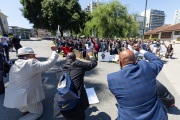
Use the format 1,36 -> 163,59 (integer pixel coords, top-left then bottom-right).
20,0 -> 86,36
20,0 -> 46,28
84,0 -> 139,38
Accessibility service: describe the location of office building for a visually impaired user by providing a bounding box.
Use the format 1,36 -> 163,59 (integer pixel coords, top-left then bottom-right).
174,10 -> 180,24
136,15 -> 145,38
141,9 -> 165,31
84,0 -> 101,13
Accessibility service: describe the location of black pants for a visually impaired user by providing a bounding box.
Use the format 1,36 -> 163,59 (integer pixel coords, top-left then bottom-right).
0,71 -> 5,94
93,52 -> 98,60
61,103 -> 85,120
3,45 -> 9,61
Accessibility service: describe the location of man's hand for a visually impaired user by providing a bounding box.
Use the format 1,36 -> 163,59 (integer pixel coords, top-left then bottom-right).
51,46 -> 58,51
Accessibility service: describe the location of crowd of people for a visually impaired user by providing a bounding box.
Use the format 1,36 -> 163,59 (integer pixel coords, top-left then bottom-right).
0,35 -> 176,120
52,37 -> 174,60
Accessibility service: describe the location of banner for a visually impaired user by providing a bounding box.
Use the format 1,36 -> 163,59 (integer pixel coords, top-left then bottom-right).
109,54 -> 119,62
98,52 -> 110,62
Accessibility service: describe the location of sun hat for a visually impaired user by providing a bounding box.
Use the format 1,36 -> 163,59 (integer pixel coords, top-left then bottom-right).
17,47 -> 36,56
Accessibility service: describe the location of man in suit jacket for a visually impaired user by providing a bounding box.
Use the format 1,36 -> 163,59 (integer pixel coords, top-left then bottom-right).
60,52 -> 97,120
107,49 -> 168,120
4,46 -> 59,120
12,35 -> 22,53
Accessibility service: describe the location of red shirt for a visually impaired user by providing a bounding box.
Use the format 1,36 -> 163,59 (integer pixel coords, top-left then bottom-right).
60,46 -> 71,55
92,40 -> 100,52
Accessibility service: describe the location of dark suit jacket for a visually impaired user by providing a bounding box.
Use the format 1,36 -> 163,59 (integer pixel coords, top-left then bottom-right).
12,38 -> 22,50
107,52 -> 168,120
61,57 -> 97,118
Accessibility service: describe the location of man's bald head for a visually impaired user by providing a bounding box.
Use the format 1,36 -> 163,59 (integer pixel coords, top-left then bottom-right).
119,50 -> 136,68
67,52 -> 76,61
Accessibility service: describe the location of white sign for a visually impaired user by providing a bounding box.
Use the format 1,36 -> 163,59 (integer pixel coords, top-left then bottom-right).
109,54 -> 119,62
85,44 -> 89,50
98,52 -> 110,62
86,87 -> 99,104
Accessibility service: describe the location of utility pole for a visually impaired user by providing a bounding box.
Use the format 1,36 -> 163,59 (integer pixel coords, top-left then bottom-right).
143,0 -> 148,39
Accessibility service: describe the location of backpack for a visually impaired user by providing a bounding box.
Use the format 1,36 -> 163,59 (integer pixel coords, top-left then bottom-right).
55,62 -> 81,111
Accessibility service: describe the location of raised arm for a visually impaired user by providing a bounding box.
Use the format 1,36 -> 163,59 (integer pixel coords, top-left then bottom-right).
162,41 -> 168,48
31,47 -> 59,73
78,52 -> 97,71
143,50 -> 164,76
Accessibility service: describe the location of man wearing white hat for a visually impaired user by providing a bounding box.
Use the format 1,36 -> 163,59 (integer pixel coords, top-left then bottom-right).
4,46 -> 59,120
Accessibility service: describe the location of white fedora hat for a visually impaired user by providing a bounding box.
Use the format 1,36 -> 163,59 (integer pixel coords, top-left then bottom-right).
17,47 -> 36,56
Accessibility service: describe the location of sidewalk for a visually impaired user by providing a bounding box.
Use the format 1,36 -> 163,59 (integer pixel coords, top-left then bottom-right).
161,43 -> 180,96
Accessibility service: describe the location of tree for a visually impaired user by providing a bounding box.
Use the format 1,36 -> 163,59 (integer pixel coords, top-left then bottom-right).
20,0 -> 47,28
84,0 -> 139,38
20,0 -> 86,37
41,0 -> 84,36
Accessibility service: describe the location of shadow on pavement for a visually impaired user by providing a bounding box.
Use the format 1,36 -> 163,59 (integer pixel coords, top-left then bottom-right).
171,57 -> 178,59
162,60 -> 168,64
167,106 -> 180,115
84,78 -> 106,96
86,106 -> 111,120
85,68 -> 99,77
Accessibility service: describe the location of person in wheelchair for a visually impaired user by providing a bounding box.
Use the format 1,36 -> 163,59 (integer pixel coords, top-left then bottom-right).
163,41 -> 174,58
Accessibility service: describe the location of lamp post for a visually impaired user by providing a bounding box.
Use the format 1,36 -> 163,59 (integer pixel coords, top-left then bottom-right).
143,0 -> 148,39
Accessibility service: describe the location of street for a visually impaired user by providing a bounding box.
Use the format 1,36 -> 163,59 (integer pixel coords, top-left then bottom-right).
0,39 -> 180,120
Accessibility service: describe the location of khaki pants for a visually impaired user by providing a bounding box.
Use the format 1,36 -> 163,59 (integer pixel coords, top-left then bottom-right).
18,102 -> 43,120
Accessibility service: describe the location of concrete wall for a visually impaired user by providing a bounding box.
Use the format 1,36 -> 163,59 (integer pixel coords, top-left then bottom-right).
37,29 -> 52,37
173,35 -> 180,40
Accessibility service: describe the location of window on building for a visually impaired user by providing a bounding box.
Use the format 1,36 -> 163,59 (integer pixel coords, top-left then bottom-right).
161,32 -> 172,38
152,34 -> 158,38
174,31 -> 180,35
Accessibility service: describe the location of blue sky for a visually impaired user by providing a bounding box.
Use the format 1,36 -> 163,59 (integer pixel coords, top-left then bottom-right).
0,0 -> 179,28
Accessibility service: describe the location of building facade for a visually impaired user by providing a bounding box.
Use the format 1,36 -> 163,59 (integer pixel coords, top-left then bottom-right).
9,26 -> 35,39
0,11 -> 10,34
136,15 -> 145,38
84,0 -> 101,13
141,9 -> 165,31
37,29 -> 51,37
144,23 -> 180,41
174,10 -> 180,24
